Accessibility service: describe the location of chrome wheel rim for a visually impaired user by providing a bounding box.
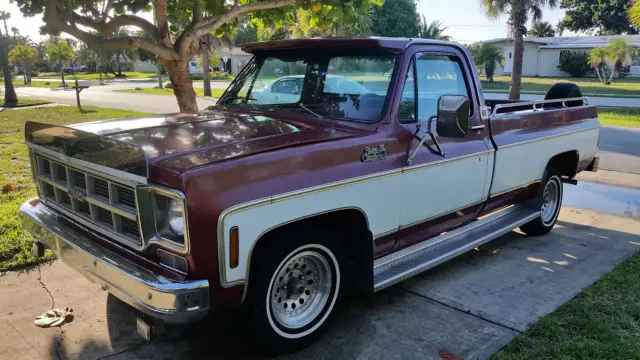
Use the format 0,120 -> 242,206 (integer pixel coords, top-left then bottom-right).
541,178 -> 560,225
268,250 -> 333,330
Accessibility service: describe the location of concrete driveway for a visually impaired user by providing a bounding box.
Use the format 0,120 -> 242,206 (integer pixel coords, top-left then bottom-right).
1,181 -> 639,360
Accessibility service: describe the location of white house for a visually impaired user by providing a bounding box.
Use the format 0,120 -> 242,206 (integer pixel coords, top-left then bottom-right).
481,35 -> 640,77
217,47 -> 253,75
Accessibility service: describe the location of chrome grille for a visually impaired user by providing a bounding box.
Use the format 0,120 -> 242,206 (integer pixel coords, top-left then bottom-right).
33,153 -> 142,245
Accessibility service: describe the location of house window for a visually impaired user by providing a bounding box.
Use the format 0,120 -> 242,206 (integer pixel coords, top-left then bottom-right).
509,52 -> 512,59
632,56 -> 640,66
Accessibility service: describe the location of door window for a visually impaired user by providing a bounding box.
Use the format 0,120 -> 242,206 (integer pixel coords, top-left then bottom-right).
272,78 -> 303,95
398,54 -> 472,123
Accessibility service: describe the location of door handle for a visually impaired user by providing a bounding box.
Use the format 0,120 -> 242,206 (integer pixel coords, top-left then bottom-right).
470,125 -> 486,130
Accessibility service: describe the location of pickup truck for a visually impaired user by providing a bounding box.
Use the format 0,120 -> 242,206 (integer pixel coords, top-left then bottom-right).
20,38 -> 600,352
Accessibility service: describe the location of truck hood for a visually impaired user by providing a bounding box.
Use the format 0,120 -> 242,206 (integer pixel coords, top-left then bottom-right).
25,110 -> 360,184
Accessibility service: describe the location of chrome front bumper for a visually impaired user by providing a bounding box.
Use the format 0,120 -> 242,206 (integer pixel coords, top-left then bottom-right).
20,198 -> 210,324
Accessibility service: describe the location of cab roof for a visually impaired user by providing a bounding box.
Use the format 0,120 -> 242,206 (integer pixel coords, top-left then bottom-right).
241,37 -> 464,54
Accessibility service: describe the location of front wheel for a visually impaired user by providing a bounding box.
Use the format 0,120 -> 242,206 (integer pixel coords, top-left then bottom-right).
244,229 -> 344,354
520,169 -> 563,236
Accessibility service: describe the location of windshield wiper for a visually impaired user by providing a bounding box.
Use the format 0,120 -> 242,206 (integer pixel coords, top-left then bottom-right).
272,103 -> 321,118
220,96 -> 258,110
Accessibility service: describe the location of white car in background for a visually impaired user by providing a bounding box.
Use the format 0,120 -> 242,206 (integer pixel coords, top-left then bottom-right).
251,75 -> 369,104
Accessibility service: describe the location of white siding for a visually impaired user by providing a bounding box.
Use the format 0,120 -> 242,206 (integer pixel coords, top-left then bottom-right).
538,49 -> 567,77
133,61 -> 158,73
492,41 -> 539,76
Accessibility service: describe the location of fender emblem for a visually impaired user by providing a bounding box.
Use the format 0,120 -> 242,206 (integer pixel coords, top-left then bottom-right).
361,145 -> 386,162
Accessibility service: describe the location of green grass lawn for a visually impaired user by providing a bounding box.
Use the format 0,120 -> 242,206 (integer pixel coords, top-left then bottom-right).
0,80 -> 69,89
116,87 -> 226,98
482,76 -> 640,97
491,250 -> 640,359
0,98 -> 52,108
0,106 -> 150,272
37,71 -> 156,80
598,107 -> 640,128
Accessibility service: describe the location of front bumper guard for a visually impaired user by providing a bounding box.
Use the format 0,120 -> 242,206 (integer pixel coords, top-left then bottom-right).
20,198 -> 209,324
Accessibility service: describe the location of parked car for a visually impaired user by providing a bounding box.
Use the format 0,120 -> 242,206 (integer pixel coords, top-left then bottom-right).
188,60 -> 214,74
251,74 -> 370,104
21,38 -> 600,354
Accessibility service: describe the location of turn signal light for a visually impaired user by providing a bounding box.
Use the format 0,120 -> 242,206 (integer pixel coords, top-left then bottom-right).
230,226 -> 239,269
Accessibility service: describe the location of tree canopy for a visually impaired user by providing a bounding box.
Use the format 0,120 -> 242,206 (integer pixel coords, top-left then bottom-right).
559,0 -> 639,35
370,0 -> 420,37
529,21 -> 555,37
417,17 -> 451,40
14,0 -> 383,113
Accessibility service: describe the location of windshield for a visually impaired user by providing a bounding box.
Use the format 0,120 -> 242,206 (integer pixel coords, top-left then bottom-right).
218,52 -> 397,122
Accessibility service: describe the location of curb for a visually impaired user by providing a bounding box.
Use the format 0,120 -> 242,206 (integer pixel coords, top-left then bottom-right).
576,170 -> 640,190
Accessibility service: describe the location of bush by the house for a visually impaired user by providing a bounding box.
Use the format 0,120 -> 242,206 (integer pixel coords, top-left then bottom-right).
558,50 -> 591,77
618,64 -> 632,78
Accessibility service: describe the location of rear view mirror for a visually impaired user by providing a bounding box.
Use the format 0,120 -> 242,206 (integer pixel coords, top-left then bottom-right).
437,95 -> 470,138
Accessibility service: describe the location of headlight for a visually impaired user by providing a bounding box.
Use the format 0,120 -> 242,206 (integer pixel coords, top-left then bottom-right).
167,199 -> 185,236
153,191 -> 186,245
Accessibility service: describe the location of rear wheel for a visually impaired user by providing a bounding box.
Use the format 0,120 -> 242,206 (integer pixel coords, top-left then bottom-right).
520,168 -> 563,236
245,228 -> 344,354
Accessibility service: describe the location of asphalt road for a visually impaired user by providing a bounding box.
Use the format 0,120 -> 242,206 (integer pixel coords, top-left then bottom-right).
598,126 -> 640,174
13,84 -> 640,174
2,182 -> 640,359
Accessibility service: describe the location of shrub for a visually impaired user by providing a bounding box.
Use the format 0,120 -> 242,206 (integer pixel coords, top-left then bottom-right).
558,50 -> 591,77
618,64 -> 632,78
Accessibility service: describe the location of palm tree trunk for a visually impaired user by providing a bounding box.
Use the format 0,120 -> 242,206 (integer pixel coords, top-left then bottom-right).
116,53 -> 122,75
0,38 -> 17,106
593,67 -> 600,83
509,30 -> 524,100
607,61 -> 617,84
202,51 -> 211,97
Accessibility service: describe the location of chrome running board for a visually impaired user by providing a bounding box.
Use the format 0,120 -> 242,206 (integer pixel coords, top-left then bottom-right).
373,205 -> 540,292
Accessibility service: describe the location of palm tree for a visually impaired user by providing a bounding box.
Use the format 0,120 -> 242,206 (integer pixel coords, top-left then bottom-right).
46,39 -> 74,86
471,44 -> 505,82
8,44 -> 35,85
0,11 -> 17,106
481,0 -> 558,100
417,16 -> 451,41
604,38 -> 636,84
630,1 -> 640,27
589,48 -> 607,84
10,27 -> 18,40
0,11 -> 9,38
528,21 -> 555,37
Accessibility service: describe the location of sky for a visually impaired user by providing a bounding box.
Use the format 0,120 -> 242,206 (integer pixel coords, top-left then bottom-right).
416,0 -> 577,43
4,0 -> 576,44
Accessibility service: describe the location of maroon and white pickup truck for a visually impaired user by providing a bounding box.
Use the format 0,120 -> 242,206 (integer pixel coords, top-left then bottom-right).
20,38 -> 599,352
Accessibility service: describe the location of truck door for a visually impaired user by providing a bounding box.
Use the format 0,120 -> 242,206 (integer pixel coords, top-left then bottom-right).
394,49 -> 494,250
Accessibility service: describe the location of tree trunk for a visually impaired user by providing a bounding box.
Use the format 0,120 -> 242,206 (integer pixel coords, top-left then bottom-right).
0,38 -> 17,106
509,31 -> 524,100
116,53 -> 122,75
59,62 -> 66,86
203,51 -> 211,96
25,60 -> 32,84
156,57 -> 163,89
607,60 -> 617,84
166,60 -> 199,113
594,66 -> 603,84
